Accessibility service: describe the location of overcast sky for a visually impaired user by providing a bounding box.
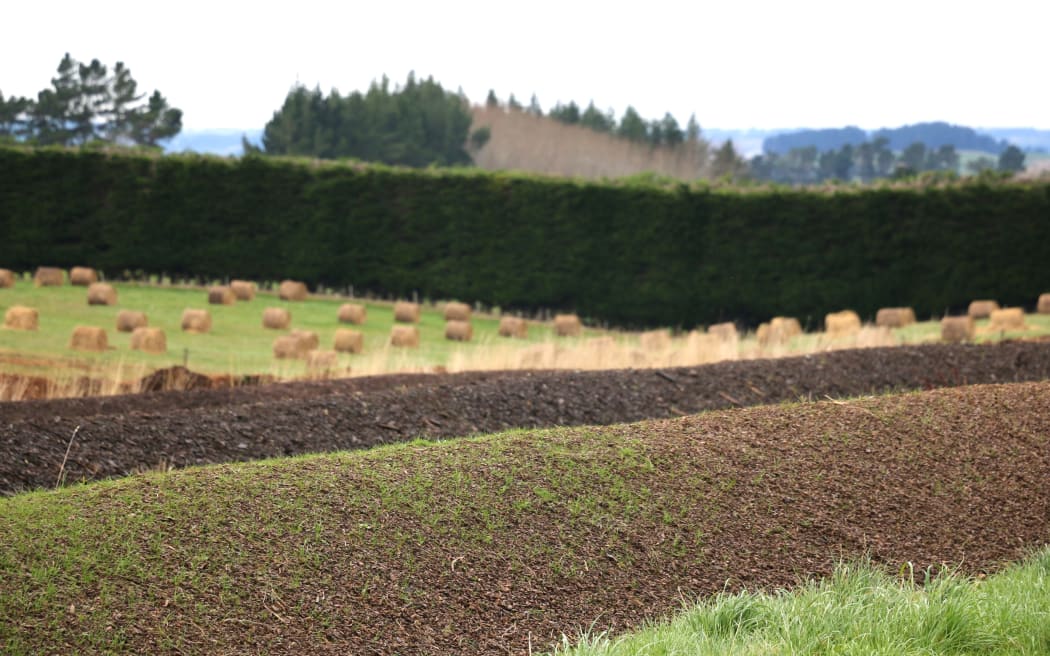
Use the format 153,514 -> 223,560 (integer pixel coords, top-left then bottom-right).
3,0 -> 1047,131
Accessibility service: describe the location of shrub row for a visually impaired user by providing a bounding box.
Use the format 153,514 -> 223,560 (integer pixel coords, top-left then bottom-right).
2,147 -> 1048,328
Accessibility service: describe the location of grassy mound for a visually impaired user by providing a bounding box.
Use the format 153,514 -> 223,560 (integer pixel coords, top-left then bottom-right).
3,382 -> 1050,654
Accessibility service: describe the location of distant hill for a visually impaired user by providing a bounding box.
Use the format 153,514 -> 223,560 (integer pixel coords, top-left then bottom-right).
164,129 -> 263,156
762,127 -> 868,155
761,122 -> 1018,155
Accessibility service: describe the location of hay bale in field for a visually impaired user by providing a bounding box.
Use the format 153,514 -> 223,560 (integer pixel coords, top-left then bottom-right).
333,328 -> 364,354
278,280 -> 308,301
305,349 -> 339,371
445,320 -> 473,342
498,316 -> 528,339
639,329 -> 672,351
181,309 -> 212,333
708,322 -> 738,342
390,325 -> 420,347
70,267 -> 98,286
825,310 -> 861,338
0,269 -> 14,288
875,307 -> 916,328
338,303 -> 367,325
941,316 -> 975,343
230,280 -> 256,301
207,286 -> 235,305
4,306 -> 38,330
989,307 -> 1026,332
87,283 -> 117,306
968,300 -> 1000,319
69,325 -> 108,352
1038,293 -> 1050,314
290,329 -> 320,352
130,327 -> 167,354
393,301 -> 421,323
34,267 -> 64,287
273,335 -> 306,359
554,313 -> 583,337
116,310 -> 148,332
443,301 -> 472,322
759,316 -> 802,346
262,307 -> 291,330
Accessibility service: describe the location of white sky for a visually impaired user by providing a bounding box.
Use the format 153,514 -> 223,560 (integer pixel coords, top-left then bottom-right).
3,0 -> 1048,131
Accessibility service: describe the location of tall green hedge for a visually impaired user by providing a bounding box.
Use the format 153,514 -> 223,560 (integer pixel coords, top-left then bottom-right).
2,147 -> 1048,328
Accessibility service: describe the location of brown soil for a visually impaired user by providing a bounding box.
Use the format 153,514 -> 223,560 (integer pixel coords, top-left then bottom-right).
2,342 -> 1050,495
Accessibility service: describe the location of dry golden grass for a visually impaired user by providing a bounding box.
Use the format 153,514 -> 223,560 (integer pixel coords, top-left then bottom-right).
469,106 -> 711,181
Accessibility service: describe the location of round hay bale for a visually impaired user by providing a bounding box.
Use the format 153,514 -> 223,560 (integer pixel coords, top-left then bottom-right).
707,322 -> 738,342
756,322 -> 771,344
262,307 -> 291,330
825,310 -> 861,337
338,303 -> 367,325
0,268 -> 14,288
278,280 -> 308,301
207,286 -> 236,305
989,307 -> 1025,332
181,309 -> 212,333
87,283 -> 117,306
554,314 -> 583,337
390,325 -> 420,348
445,320 -> 473,342
875,307 -> 916,328
69,325 -> 108,352
759,317 -> 801,346
273,335 -> 306,359
967,300 -> 1000,319
130,327 -> 167,354
333,328 -> 364,354
4,306 -> 38,330
498,316 -> 528,339
393,301 -> 421,324
1038,293 -> 1050,314
941,316 -> 975,343
639,329 -> 672,351
290,329 -> 319,352
34,267 -> 64,287
230,280 -> 256,301
70,267 -> 98,286
305,349 -> 339,371
443,301 -> 472,322
116,310 -> 148,332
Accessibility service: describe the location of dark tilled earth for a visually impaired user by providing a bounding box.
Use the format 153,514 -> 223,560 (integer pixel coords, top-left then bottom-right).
3,342 -> 1050,495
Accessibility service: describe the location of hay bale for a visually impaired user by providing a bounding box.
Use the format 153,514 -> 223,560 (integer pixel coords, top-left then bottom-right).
0,269 -> 14,288
273,335 -> 306,359
333,328 -> 364,354
278,280 -> 308,301
34,267 -> 64,287
207,286 -> 235,305
69,325 -> 108,352
554,314 -> 583,337
4,306 -> 38,330
338,303 -> 367,325
230,280 -> 256,301
968,300 -> 1000,319
181,309 -> 212,333
290,329 -> 320,351
445,320 -> 473,342
708,322 -> 738,342
498,316 -> 528,339
989,307 -> 1026,332
70,267 -> 98,286
941,316 -> 975,343
116,310 -> 148,332
390,325 -> 420,348
393,301 -> 421,324
639,329 -> 672,351
875,307 -> 916,328
87,283 -> 117,306
130,327 -> 167,354
443,301 -> 472,322
1038,293 -> 1050,314
305,349 -> 339,371
262,307 -> 291,330
825,310 -> 861,337
759,317 -> 802,346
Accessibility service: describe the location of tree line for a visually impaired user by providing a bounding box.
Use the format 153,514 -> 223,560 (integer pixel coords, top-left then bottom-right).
0,53 -> 182,147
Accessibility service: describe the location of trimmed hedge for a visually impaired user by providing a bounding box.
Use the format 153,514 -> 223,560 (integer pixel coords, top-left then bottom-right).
2,147 -> 1049,328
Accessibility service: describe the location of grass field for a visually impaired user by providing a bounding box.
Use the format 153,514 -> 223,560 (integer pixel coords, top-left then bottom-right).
2,275 -> 1049,397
